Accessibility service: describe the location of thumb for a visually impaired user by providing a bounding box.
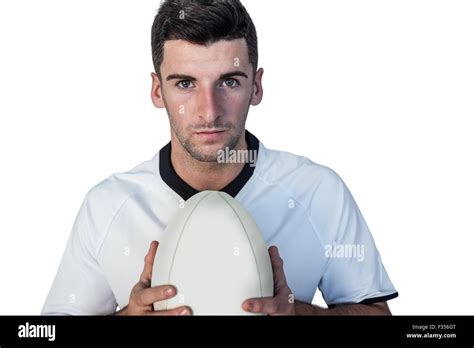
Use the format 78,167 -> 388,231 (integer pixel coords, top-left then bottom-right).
269,245 -> 288,291
139,240 -> 159,287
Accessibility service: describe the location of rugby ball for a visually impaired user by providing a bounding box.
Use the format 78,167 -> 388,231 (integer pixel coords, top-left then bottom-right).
152,191 -> 273,315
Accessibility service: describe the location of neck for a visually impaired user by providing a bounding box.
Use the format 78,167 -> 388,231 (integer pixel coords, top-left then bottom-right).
170,134 -> 247,191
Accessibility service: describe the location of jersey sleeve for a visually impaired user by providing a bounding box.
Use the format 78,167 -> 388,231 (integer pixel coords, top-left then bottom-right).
314,168 -> 398,307
41,192 -> 117,315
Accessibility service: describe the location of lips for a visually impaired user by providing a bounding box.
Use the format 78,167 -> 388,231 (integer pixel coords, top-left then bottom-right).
195,129 -> 227,141
195,129 -> 227,134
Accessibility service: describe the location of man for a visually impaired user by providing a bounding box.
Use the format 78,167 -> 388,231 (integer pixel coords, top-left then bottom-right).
42,0 -> 398,316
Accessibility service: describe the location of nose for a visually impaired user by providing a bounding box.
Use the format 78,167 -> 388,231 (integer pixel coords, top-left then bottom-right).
197,87 -> 221,125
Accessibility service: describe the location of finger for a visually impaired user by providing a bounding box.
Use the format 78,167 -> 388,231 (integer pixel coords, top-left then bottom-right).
151,305 -> 193,316
268,246 -> 288,291
135,284 -> 176,307
242,296 -> 279,315
139,241 -> 159,286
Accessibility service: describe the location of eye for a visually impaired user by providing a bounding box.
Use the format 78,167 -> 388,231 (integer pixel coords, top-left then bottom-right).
221,78 -> 239,88
176,80 -> 194,89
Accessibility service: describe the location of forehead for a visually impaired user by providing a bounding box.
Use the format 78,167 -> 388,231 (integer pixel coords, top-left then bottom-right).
161,38 -> 251,75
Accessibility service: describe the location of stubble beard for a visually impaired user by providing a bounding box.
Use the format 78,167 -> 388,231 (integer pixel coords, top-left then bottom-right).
166,103 -> 251,163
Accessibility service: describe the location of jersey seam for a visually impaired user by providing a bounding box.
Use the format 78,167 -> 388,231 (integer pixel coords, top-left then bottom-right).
95,179 -> 161,261
251,167 -> 329,269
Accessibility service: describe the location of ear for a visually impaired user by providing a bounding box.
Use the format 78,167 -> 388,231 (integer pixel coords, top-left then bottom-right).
250,67 -> 264,106
151,72 -> 166,108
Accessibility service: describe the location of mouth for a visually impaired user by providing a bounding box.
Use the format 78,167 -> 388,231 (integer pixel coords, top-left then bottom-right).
195,128 -> 227,134
194,129 -> 228,141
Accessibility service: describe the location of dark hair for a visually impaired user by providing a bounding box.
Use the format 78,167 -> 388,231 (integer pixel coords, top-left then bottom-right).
151,0 -> 258,79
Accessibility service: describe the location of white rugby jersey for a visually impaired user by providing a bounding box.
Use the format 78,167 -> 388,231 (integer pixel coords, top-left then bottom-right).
42,131 -> 398,315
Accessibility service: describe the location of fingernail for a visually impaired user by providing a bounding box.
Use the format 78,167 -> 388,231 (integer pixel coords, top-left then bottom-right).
179,308 -> 189,315
166,287 -> 174,296
247,302 -> 253,310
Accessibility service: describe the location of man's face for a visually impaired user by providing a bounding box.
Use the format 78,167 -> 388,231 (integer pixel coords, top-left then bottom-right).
151,38 -> 263,162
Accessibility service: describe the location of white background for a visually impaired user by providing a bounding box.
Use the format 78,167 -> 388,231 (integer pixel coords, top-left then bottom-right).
0,0 -> 473,315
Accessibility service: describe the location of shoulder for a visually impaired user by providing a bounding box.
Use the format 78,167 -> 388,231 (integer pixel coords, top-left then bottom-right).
256,143 -> 346,198
86,152 -> 160,208
255,143 -> 354,243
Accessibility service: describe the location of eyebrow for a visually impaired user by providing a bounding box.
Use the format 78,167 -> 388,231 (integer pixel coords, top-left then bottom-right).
166,71 -> 249,81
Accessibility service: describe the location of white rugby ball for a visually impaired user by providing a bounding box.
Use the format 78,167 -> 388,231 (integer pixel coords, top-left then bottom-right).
152,190 -> 273,315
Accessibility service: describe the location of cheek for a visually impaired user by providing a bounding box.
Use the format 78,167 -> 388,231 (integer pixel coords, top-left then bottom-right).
217,89 -> 251,115
165,91 -> 195,117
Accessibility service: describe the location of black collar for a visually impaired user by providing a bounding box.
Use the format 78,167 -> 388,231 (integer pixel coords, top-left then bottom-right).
159,130 -> 259,200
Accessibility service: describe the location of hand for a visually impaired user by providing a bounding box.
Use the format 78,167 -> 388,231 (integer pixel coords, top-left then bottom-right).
115,241 -> 193,316
242,246 -> 295,315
